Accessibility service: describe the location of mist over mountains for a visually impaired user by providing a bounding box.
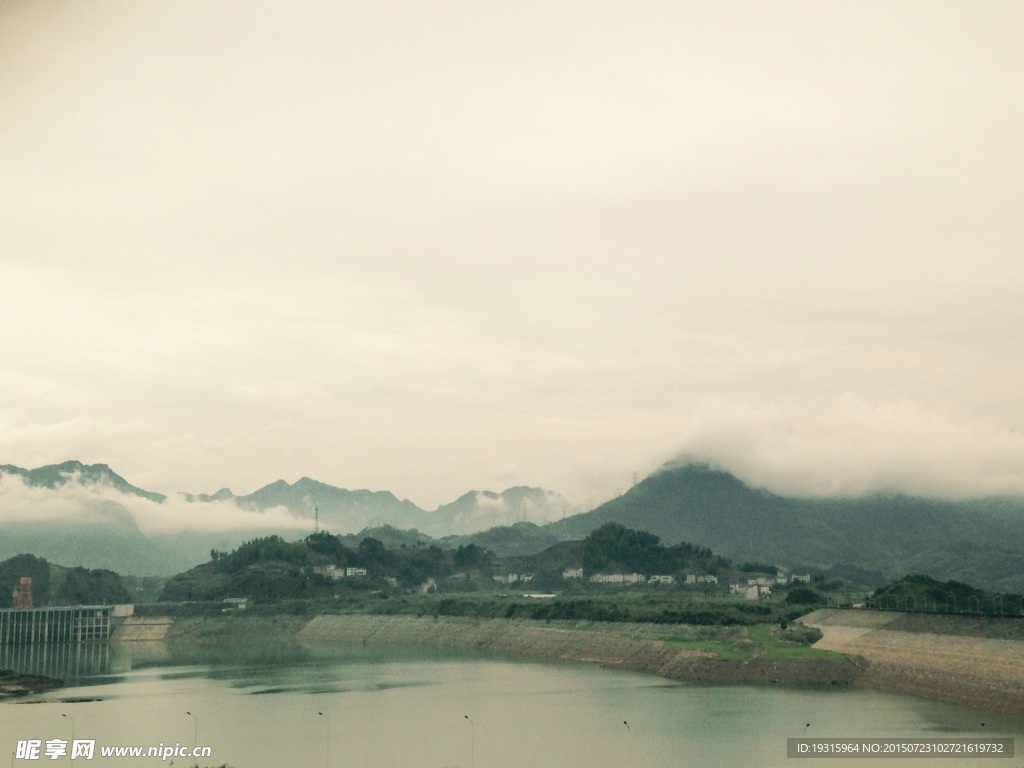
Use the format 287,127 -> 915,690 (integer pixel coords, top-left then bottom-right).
543,463 -> 1024,592
0,461 -> 573,575
1,460 -> 1022,591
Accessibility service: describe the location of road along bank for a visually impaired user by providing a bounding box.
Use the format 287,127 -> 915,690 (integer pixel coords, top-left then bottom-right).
803,608 -> 1024,714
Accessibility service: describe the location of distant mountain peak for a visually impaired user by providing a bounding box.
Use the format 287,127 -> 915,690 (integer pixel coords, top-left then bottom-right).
0,461 -> 166,503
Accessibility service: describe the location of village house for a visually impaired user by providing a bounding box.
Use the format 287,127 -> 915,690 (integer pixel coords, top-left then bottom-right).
312,564 -> 367,579
590,573 -> 646,585
313,564 -> 343,580
494,573 -> 534,584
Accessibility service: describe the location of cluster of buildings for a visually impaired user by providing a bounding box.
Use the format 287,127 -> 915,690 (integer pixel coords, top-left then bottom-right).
684,574 -> 719,585
305,561 -> 812,600
728,571 -> 811,599
492,573 -> 535,585
556,566 -> 813,598
562,569 -> 677,585
311,565 -> 368,580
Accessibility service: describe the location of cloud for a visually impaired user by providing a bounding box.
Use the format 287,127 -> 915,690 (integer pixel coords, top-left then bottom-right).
0,472 -> 310,537
1,2 -> 1021,511
470,490 -> 568,526
672,395 -> 1024,499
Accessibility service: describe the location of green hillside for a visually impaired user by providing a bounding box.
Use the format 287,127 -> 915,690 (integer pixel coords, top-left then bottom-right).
542,463 -> 1024,591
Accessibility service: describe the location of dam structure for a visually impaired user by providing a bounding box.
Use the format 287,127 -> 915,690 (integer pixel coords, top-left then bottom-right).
0,605 -> 132,645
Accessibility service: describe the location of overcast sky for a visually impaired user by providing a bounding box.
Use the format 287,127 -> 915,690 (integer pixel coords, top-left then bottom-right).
2,1 -> 1022,509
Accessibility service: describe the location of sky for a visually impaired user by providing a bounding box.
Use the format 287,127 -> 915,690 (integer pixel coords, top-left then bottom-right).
2,1 -> 1022,510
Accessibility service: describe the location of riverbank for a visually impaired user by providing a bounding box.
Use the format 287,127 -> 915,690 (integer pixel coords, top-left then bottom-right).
305,614 -> 860,686
115,609 -> 1024,712
118,612 -> 859,687
802,609 -> 1024,714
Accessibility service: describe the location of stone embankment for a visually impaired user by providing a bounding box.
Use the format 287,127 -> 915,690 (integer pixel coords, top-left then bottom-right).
101,609 -> 1024,713
299,615 -> 859,686
119,613 -> 858,687
802,609 -> 1024,714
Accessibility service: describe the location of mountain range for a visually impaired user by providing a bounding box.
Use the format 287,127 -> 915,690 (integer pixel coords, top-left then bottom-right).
1,460 -> 1022,590
0,461 -> 573,575
540,463 -> 1024,591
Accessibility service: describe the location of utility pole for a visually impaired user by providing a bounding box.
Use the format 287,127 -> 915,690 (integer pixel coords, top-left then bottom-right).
314,505 -> 319,535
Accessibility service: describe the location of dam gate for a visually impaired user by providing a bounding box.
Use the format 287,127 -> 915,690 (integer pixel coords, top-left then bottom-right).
0,606 -> 115,645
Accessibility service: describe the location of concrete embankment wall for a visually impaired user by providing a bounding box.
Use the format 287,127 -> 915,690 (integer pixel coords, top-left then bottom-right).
803,609 -> 1024,714
115,613 -> 859,688
299,615 -> 859,685
116,616 -> 175,641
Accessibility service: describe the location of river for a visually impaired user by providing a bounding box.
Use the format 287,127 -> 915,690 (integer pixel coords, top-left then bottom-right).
2,641 -> 1021,767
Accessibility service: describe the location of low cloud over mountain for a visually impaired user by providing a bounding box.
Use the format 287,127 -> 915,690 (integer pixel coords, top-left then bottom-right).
0,461 -> 572,574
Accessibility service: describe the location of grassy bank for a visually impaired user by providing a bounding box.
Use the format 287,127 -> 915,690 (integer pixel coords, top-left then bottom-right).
659,623 -> 842,660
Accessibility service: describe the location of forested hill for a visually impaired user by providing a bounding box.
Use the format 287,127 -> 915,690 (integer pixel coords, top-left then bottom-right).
0,554 -> 131,607
543,463 -> 1024,591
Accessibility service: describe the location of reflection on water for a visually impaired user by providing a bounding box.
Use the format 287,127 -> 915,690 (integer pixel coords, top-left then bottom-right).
2,639 -> 1023,768
3,635 -> 321,683
0,642 -> 120,685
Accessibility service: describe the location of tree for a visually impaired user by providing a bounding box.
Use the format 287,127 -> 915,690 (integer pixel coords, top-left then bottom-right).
453,544 -> 491,570
582,523 -> 661,573
56,568 -> 131,605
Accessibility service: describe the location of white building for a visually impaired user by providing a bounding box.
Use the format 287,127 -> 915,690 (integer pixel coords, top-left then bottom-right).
589,573 -> 646,585
313,565 -> 343,580
346,567 -> 367,577
649,575 -> 675,585
562,568 -> 584,580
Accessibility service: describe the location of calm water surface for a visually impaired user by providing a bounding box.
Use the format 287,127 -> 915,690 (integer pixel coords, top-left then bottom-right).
2,641 -> 1021,768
